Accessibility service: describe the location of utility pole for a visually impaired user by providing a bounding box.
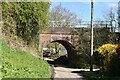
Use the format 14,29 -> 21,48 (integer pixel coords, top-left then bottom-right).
90,0 -> 94,72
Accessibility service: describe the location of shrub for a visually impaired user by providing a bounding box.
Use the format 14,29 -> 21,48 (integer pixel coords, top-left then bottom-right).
68,53 -> 89,68
96,44 -> 117,74
116,44 -> 120,54
93,50 -> 101,67
108,44 -> 120,76
97,44 -> 117,56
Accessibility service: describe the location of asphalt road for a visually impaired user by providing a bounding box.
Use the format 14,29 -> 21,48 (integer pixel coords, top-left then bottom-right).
44,57 -> 88,79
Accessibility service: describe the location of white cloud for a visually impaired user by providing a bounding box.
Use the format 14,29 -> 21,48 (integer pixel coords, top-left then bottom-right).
109,3 -> 118,8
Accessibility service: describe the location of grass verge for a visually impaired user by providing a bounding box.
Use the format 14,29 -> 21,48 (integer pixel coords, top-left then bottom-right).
0,39 -> 51,78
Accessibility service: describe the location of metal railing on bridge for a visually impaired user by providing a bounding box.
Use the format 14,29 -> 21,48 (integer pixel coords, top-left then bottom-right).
49,21 -> 120,32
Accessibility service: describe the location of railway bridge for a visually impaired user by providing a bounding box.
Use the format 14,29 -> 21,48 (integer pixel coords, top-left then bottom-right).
39,27 -> 79,59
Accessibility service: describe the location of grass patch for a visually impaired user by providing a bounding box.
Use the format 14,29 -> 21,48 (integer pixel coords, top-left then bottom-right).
0,40 -> 51,78
82,71 -> 120,80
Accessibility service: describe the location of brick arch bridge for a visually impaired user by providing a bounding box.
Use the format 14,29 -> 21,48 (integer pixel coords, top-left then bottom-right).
39,27 -> 79,59
39,27 -> 112,63
39,20 -> 112,55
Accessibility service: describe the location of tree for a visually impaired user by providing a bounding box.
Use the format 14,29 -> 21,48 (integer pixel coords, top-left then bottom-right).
49,3 -> 82,28
103,8 -> 117,32
77,28 -> 90,55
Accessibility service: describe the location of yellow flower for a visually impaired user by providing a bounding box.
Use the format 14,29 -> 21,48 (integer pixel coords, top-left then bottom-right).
97,44 -> 117,56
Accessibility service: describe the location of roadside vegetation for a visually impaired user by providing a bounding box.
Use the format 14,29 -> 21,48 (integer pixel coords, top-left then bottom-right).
81,44 -> 120,80
69,27 -> 120,68
2,2 -> 50,45
94,44 -> 120,76
1,2 -> 51,78
1,39 -> 51,78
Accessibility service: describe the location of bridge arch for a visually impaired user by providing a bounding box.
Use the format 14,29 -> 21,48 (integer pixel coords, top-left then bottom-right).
39,27 -> 79,63
51,40 -> 76,58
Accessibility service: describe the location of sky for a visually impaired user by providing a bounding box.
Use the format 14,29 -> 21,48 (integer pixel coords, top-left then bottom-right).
50,1 -> 119,21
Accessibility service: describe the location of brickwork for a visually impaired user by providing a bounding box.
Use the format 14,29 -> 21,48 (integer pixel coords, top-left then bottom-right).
39,27 -> 111,51
39,27 -> 78,51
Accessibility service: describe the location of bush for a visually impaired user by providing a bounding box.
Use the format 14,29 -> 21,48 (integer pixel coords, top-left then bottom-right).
96,44 -> 117,74
68,53 -> 89,68
109,44 -> 120,76
116,44 -> 120,54
93,50 -> 101,67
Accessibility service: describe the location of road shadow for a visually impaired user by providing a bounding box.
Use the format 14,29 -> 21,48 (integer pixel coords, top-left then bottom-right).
45,57 -> 94,80
72,71 -> 87,73
46,59 -> 66,67
71,70 -> 100,74
71,70 -> 100,80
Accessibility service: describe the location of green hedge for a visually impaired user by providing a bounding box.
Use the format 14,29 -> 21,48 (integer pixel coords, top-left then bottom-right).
2,2 -> 50,44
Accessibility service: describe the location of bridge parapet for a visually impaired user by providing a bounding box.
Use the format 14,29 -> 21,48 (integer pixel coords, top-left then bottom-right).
39,27 -> 78,51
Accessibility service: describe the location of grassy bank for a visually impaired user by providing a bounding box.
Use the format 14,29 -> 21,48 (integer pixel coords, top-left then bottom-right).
0,40 -> 51,78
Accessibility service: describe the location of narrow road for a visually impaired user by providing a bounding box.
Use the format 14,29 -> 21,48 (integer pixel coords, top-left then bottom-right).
44,58 -> 87,79
54,66 -> 87,79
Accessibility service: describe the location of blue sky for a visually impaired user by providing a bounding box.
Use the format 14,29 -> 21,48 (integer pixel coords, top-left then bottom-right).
50,2 -> 118,21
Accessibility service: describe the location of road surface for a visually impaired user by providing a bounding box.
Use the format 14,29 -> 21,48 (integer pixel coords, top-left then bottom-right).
44,58 -> 89,79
